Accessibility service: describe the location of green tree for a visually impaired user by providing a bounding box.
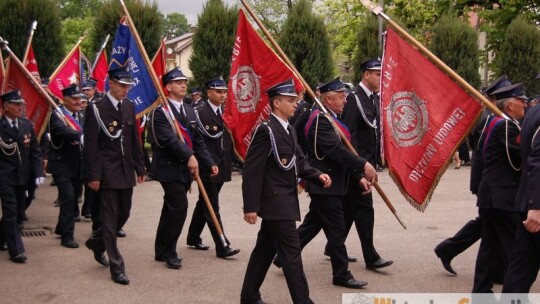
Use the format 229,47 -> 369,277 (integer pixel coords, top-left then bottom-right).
54,0 -> 103,19
278,0 -> 334,94
496,15 -> 540,95
92,0 -> 163,59
163,12 -> 190,39
0,0 -> 64,77
61,18 -> 96,59
352,15 -> 380,84
430,13 -> 481,90
245,0 -> 294,37
189,0 -> 238,89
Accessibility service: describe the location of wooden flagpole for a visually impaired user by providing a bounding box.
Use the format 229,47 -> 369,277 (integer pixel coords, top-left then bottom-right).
119,0 -> 229,246
91,34 -> 110,75
240,0 -> 406,229
358,0 -> 504,118
0,37 -> 77,130
22,21 -> 37,64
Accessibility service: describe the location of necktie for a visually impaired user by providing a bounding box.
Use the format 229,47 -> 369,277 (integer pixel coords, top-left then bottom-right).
72,112 -> 78,122
12,119 -> 18,131
178,104 -> 186,123
286,124 -> 291,135
117,102 -> 122,112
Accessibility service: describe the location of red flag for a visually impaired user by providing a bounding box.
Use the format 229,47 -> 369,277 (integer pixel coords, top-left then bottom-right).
48,44 -> 81,99
381,28 -> 483,210
151,38 -> 166,94
224,9 -> 303,160
0,50 -> 5,93
4,56 -> 51,137
92,49 -> 107,93
24,46 -> 40,80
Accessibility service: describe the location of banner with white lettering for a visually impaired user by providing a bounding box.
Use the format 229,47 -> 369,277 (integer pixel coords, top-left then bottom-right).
108,17 -> 159,117
381,28 -> 483,210
224,9 -> 303,160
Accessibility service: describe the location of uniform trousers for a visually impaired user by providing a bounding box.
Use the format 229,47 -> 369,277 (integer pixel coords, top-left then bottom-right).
54,175 -> 82,242
473,208 -> 519,293
187,181 -> 230,252
155,181 -> 188,260
297,194 -> 352,282
100,188 -> 133,276
502,215 -> 540,293
241,220 -> 313,304
0,184 -> 26,257
83,184 -> 102,233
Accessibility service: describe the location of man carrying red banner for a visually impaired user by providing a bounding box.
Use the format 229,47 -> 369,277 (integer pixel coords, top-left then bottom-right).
335,58 -> 393,271
48,84 -> 85,249
147,67 -> 216,270
292,77 -> 377,289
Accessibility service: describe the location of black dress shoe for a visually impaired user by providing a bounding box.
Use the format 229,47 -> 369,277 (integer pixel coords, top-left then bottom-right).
333,278 -> 368,289
74,216 -> 81,222
83,213 -> 91,219
366,258 -> 393,270
166,256 -> 183,269
324,251 -> 358,263
217,247 -> 240,259
187,241 -> 209,250
112,272 -> 130,285
10,253 -> 27,264
434,248 -> 456,275
85,239 -> 109,266
117,229 -> 127,238
61,240 -> 80,248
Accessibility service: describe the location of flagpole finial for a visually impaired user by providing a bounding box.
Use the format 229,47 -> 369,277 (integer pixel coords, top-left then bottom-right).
359,0 -> 384,15
31,20 -> 37,31
0,37 -> 9,50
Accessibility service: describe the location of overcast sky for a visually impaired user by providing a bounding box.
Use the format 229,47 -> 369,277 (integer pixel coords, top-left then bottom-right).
156,0 -> 239,25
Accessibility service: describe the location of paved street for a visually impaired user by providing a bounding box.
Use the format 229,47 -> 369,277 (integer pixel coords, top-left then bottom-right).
1,166 -> 538,303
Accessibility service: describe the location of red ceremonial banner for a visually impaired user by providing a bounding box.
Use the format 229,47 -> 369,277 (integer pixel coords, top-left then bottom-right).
24,46 -> 40,80
92,50 -> 108,93
224,9 -> 303,160
381,28 -> 483,211
48,45 -> 81,99
151,38 -> 166,94
4,56 -> 51,138
0,50 -> 5,94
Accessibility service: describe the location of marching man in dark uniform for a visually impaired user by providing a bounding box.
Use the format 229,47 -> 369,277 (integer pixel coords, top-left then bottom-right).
186,77 -> 240,258
503,79 -> 540,293
338,58 -> 393,270
188,87 -> 202,107
147,68 -> 216,270
472,83 -> 527,293
0,90 -> 44,263
240,79 -> 331,304
83,67 -> 146,285
81,77 -> 102,104
434,75 -> 511,275
49,84 -> 85,249
287,77 -> 377,289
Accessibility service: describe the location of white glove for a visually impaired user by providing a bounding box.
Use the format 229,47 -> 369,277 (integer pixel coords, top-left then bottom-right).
35,177 -> 45,186
80,134 -> 84,146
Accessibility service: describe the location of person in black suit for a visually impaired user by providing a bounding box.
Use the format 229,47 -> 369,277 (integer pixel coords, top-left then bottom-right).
186,77 -> 240,258
337,58 -> 393,270
472,83 -> 527,293
241,79 -> 331,304
147,68 -> 216,270
49,84 -> 85,249
80,78 -> 103,221
83,67 -> 146,285
0,90 -> 44,263
187,87 -> 202,108
434,75 -> 511,275
503,81 -> 540,293
292,77 -> 377,289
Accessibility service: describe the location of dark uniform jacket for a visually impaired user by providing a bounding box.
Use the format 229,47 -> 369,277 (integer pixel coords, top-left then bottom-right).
342,84 -> 378,164
470,109 -> 492,195
147,102 -> 214,184
242,115 -> 321,221
194,100 -> 232,183
477,117 -> 521,211
515,106 -> 540,212
48,108 -> 84,178
83,94 -> 145,189
305,109 -> 366,196
0,116 -> 42,186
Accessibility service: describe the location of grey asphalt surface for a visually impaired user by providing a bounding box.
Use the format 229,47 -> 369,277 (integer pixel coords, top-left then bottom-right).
1,166 -> 538,303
